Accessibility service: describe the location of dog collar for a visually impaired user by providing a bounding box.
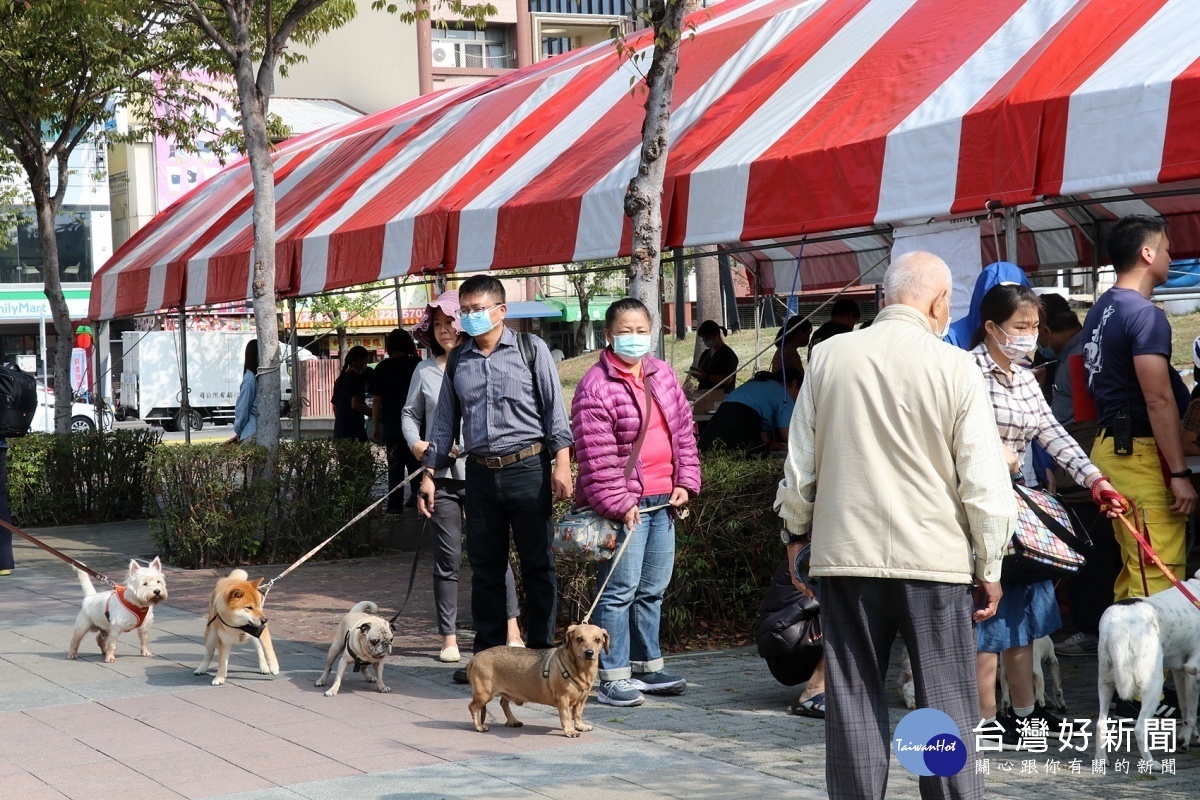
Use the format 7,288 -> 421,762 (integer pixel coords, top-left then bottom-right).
209,611 -> 267,639
106,585 -> 149,628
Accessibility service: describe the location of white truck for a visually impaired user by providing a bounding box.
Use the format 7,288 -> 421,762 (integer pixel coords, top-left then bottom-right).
119,330 -> 304,432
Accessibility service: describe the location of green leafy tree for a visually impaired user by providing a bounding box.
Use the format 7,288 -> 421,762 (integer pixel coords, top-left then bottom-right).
158,0 -> 494,451
306,286 -> 382,363
0,0 -> 210,433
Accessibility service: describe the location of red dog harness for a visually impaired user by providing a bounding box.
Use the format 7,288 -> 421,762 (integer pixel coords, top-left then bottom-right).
105,585 -> 149,630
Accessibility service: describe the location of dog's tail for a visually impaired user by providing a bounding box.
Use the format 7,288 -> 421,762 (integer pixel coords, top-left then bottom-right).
228,568 -> 249,581
350,601 -> 379,615
1098,599 -> 1159,702
74,567 -> 96,597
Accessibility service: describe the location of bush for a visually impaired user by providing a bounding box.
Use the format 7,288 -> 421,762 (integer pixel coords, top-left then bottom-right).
147,439 -> 383,569
8,430 -> 162,526
553,451 -> 784,647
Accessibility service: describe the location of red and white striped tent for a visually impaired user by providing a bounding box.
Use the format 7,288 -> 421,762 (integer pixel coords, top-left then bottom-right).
92,0 -> 1200,320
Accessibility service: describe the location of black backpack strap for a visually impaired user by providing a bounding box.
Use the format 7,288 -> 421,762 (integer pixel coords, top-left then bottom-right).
518,332 -> 547,443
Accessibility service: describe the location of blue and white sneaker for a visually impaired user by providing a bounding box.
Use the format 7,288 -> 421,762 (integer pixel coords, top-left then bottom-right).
598,679 -> 645,707
629,669 -> 687,695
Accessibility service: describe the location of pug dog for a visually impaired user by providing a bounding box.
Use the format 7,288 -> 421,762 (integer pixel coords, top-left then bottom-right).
315,601 -> 394,697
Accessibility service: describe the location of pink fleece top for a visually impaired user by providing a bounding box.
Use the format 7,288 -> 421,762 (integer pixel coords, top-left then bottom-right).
604,350 -> 675,497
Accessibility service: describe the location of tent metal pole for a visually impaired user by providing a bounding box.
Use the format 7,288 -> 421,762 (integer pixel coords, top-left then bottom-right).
393,277 -> 403,323
289,297 -> 301,443
1005,207 -> 1019,264
179,308 -> 190,445
753,265 -> 761,372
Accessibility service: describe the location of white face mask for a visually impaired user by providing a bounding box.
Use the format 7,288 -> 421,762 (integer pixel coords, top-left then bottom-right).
934,295 -> 951,339
990,326 -> 1037,362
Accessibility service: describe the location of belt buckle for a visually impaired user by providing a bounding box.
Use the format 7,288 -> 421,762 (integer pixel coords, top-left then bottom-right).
485,455 -> 504,469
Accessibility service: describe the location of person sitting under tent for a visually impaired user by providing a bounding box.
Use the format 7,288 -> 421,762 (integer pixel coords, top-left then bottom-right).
698,371 -> 800,456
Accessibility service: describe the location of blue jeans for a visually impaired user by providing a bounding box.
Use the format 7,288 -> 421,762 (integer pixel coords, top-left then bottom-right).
594,494 -> 674,681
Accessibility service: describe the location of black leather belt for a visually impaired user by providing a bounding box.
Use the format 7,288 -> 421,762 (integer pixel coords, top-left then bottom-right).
467,442 -> 544,469
1098,424 -> 1154,439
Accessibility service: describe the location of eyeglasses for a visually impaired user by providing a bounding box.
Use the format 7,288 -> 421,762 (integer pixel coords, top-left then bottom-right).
459,304 -> 500,315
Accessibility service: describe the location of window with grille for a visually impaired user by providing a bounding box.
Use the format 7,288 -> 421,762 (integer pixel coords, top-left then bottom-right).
431,26 -> 514,69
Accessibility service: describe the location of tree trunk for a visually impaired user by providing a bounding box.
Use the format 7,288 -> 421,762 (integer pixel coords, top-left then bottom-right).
31,178 -> 73,435
235,57 -> 281,452
624,0 -> 688,351
570,274 -> 592,356
337,324 -> 348,363
694,245 -> 721,354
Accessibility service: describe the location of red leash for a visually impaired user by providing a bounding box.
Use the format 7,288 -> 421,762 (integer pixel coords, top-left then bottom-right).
1114,510 -> 1200,612
0,517 -> 115,587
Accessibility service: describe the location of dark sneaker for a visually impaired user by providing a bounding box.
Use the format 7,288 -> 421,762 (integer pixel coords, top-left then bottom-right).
1112,693 -> 1180,720
992,711 -> 1026,751
1055,631 -> 1098,657
629,669 -> 687,695
598,679 -> 645,707
453,668 -> 468,684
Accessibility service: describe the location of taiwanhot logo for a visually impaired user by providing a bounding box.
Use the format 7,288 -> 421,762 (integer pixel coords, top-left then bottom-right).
893,708 -> 967,778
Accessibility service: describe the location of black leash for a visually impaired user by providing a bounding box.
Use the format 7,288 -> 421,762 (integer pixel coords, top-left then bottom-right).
389,517 -> 428,625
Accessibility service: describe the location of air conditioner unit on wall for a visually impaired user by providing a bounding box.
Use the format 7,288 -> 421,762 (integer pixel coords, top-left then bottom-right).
431,41 -> 456,67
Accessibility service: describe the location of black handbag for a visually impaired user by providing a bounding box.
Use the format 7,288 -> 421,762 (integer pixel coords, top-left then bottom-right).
754,551 -> 823,686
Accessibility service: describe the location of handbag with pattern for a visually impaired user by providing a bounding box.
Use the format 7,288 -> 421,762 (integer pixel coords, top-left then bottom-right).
553,374 -> 652,563
1002,484 -> 1091,583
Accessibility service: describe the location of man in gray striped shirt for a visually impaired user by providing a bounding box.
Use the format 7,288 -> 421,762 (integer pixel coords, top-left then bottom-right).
420,275 -> 573,656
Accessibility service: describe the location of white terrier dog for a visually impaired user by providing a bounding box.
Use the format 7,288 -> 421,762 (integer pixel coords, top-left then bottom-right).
68,558 -> 167,663
1096,572 -> 1200,770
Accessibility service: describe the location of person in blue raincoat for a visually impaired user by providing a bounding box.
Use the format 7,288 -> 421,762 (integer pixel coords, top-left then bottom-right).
943,261 -> 1030,349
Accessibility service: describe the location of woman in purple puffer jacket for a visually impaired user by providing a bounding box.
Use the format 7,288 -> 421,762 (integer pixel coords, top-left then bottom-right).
572,298 -> 701,708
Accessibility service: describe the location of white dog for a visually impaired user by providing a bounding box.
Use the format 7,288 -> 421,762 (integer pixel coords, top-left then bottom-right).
68,558 -> 167,663
897,636 -> 1064,712
1096,573 -> 1200,770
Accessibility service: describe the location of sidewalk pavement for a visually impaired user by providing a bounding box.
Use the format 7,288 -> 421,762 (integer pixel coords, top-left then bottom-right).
1,520 -> 1197,799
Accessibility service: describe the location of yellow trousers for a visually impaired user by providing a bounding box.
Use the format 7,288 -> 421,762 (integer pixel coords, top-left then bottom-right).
1090,433 -> 1188,600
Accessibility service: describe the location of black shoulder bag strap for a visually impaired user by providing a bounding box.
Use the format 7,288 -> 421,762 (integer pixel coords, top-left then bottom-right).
443,344 -> 464,455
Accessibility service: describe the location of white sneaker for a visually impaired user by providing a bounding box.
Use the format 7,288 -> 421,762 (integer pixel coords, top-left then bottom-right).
439,645 -> 461,663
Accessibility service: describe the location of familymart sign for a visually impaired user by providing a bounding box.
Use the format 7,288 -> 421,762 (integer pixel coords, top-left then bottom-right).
0,290 -> 90,320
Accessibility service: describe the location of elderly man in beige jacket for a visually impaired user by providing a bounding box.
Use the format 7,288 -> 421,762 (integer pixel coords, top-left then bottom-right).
776,251 -> 1016,800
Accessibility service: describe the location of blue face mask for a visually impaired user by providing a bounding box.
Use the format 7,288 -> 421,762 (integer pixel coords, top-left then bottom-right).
1038,344 -> 1056,360
611,333 -> 653,363
460,308 -> 496,337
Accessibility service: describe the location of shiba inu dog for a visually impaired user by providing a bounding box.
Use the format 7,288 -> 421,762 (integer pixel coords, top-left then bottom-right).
194,569 -> 279,685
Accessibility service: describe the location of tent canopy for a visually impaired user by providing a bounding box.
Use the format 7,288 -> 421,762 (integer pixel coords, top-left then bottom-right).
92,0 -> 1200,320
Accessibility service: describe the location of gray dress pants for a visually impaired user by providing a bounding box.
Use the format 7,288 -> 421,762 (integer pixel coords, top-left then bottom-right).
823,576 -> 983,800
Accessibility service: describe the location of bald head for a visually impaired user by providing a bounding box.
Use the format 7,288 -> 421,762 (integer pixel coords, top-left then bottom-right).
884,251 -> 952,307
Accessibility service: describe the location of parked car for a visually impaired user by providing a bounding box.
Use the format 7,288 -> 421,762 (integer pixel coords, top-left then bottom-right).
30,384 -> 111,434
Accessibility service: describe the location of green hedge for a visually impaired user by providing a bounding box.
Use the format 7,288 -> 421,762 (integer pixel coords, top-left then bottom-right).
552,451 -> 785,646
7,430 -> 162,526
146,439 -> 382,569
